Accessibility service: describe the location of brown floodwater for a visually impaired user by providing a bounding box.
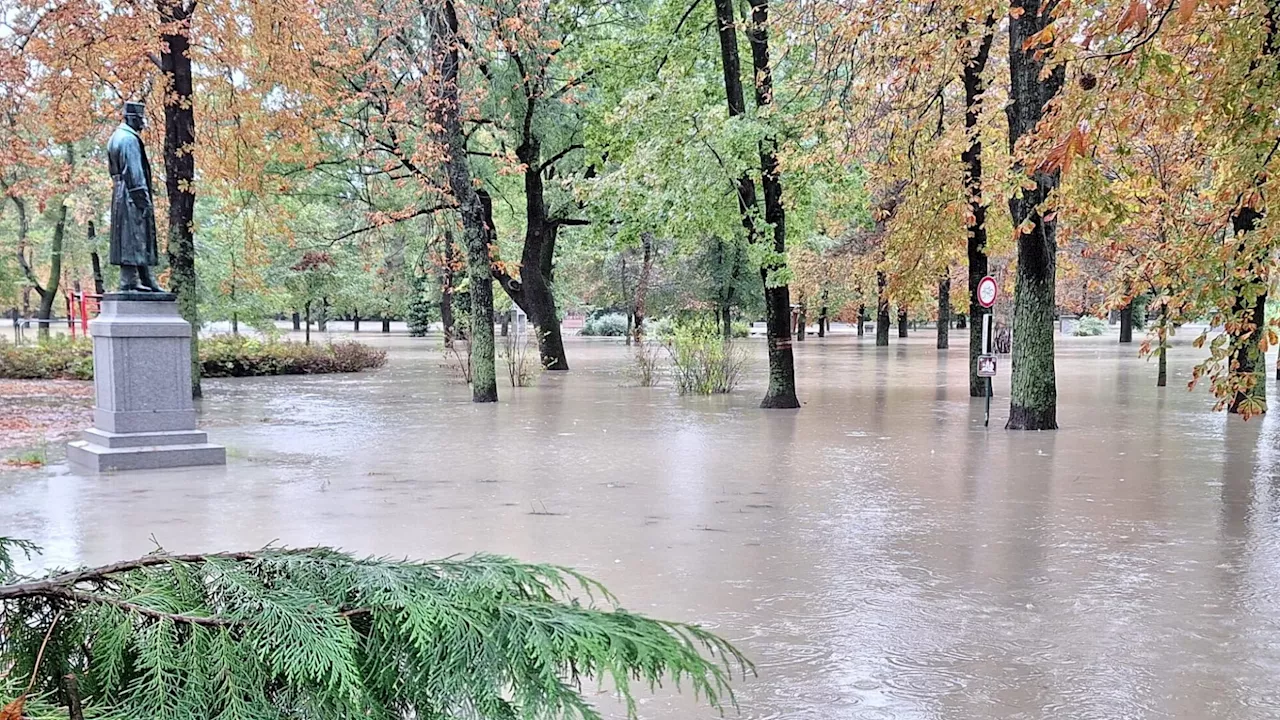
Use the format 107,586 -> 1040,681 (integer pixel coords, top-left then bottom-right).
3,330 -> 1280,719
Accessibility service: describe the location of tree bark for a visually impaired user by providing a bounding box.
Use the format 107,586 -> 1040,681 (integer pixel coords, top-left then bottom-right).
937,275 -> 951,349
158,0 -> 202,398
89,221 -> 105,295
1118,302 -> 1133,343
438,0 -> 497,402
292,311 -> 301,331
34,201 -> 67,341
795,303 -> 806,342
964,12 -> 996,398
876,271 -> 890,347
304,300 -> 312,345
897,306 -> 908,338
632,231 -> 656,342
1158,305 -> 1169,388
1005,0 -> 1064,431
318,296 -> 328,331
381,317 -> 391,333
353,313 -> 359,332
857,304 -> 865,337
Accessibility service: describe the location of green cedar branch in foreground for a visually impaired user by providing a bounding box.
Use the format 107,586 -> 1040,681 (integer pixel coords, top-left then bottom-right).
0,537 -> 749,720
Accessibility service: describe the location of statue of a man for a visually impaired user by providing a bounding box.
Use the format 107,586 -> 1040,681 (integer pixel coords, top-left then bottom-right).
108,102 -> 163,292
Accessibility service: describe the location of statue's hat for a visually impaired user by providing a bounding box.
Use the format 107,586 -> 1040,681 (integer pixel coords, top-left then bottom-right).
123,102 -> 145,117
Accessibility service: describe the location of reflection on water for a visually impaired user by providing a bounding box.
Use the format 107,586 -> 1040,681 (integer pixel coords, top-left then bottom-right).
4,333 -> 1280,719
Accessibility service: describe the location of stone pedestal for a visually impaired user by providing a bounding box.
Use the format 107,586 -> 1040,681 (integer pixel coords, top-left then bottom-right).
67,293 -> 225,472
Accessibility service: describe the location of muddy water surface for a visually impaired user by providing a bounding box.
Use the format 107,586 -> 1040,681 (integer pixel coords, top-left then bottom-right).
3,332 -> 1280,719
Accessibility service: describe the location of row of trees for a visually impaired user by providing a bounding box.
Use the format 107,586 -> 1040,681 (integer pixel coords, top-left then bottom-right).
2,0 -> 1279,425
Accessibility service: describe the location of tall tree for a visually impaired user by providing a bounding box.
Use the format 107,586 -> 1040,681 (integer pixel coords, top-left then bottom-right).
158,0 -> 201,398
963,13 -> 996,397
1005,0 -> 1064,430
712,0 -> 798,408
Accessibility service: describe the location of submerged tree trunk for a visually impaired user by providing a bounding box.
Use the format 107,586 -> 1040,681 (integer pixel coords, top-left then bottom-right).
1118,302 -> 1133,343
438,0 -> 496,402
897,306 -> 908,338
876,271 -> 890,347
318,297 -> 328,332
381,317 -> 391,333
292,311 -> 301,331
1005,0 -> 1064,431
1228,209 -> 1268,414
713,0 -> 797,408
633,232 -> 655,342
159,0 -> 202,398
747,0 -> 799,408
818,294 -> 828,339
795,304 -> 806,342
937,276 -> 951,349
857,304 -> 865,337
304,301 -> 312,345
1158,305 -> 1169,388
964,12 -> 996,398
353,312 -> 359,332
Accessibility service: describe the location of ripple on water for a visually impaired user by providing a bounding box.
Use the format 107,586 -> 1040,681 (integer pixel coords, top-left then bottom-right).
750,642 -> 831,670
881,669 -> 966,700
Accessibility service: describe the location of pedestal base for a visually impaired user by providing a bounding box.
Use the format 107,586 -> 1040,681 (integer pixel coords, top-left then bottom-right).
66,295 -> 226,473
67,429 -> 226,472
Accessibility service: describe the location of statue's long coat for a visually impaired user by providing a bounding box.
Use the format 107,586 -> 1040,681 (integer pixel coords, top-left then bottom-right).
107,123 -> 158,266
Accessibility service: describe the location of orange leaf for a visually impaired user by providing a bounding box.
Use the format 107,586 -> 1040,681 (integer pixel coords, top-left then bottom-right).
1178,0 -> 1198,23
0,697 -> 26,720
1010,6 -> 1025,18
1117,0 -> 1149,33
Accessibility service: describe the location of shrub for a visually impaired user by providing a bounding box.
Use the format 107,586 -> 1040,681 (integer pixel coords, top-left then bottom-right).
666,317 -> 747,395
631,341 -> 664,387
0,337 -> 93,380
406,272 -> 434,337
500,331 -> 539,387
1074,316 -> 1108,337
580,312 -> 628,337
200,335 -> 387,377
730,320 -> 750,338
646,316 -> 675,340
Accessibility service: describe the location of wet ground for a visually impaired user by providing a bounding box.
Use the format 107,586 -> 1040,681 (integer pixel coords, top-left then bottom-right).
3,330 -> 1280,719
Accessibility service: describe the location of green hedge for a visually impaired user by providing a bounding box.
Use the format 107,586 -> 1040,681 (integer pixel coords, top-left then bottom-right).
0,335 -> 387,381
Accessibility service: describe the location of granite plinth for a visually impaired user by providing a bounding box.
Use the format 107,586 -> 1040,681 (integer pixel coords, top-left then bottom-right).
67,296 -> 225,472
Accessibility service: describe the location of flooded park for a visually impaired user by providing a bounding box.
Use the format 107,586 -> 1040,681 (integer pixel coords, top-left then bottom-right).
4,330 -> 1280,719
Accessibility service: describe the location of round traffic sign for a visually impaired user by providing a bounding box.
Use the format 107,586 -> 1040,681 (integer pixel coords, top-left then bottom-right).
977,276 -> 998,308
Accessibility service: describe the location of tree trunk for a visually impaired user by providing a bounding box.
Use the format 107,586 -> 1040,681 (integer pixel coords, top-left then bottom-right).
937,275 -> 951,349
795,304 -> 806,342
1158,305 -> 1169,388
317,296 -> 328,331
353,312 -> 359,332
381,317 -> 391,333
292,311 -> 301,331
501,311 -> 510,338
34,201 -> 67,341
1118,302 -> 1133,343
713,0 -> 797,408
304,300 -> 312,346
438,0 -> 497,402
897,306 -> 908,338
88,221 -> 105,295
1226,1 -> 1280,414
721,305 -> 732,339
818,295 -> 828,338
956,313 -> 967,329
857,304 -> 865,337
747,0 -> 799,408
159,0 -> 202,398
231,313 -> 239,336
1005,0 -> 1064,431
876,272 -> 890,347
964,12 -> 996,398
632,232 -> 655,342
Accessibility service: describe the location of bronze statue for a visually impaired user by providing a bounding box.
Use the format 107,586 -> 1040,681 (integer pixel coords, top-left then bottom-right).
107,102 -> 163,293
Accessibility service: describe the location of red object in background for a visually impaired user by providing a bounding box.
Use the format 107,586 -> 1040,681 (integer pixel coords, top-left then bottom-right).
65,290 -> 102,338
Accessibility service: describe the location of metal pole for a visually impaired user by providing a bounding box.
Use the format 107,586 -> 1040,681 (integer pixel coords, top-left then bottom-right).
982,313 -> 993,428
